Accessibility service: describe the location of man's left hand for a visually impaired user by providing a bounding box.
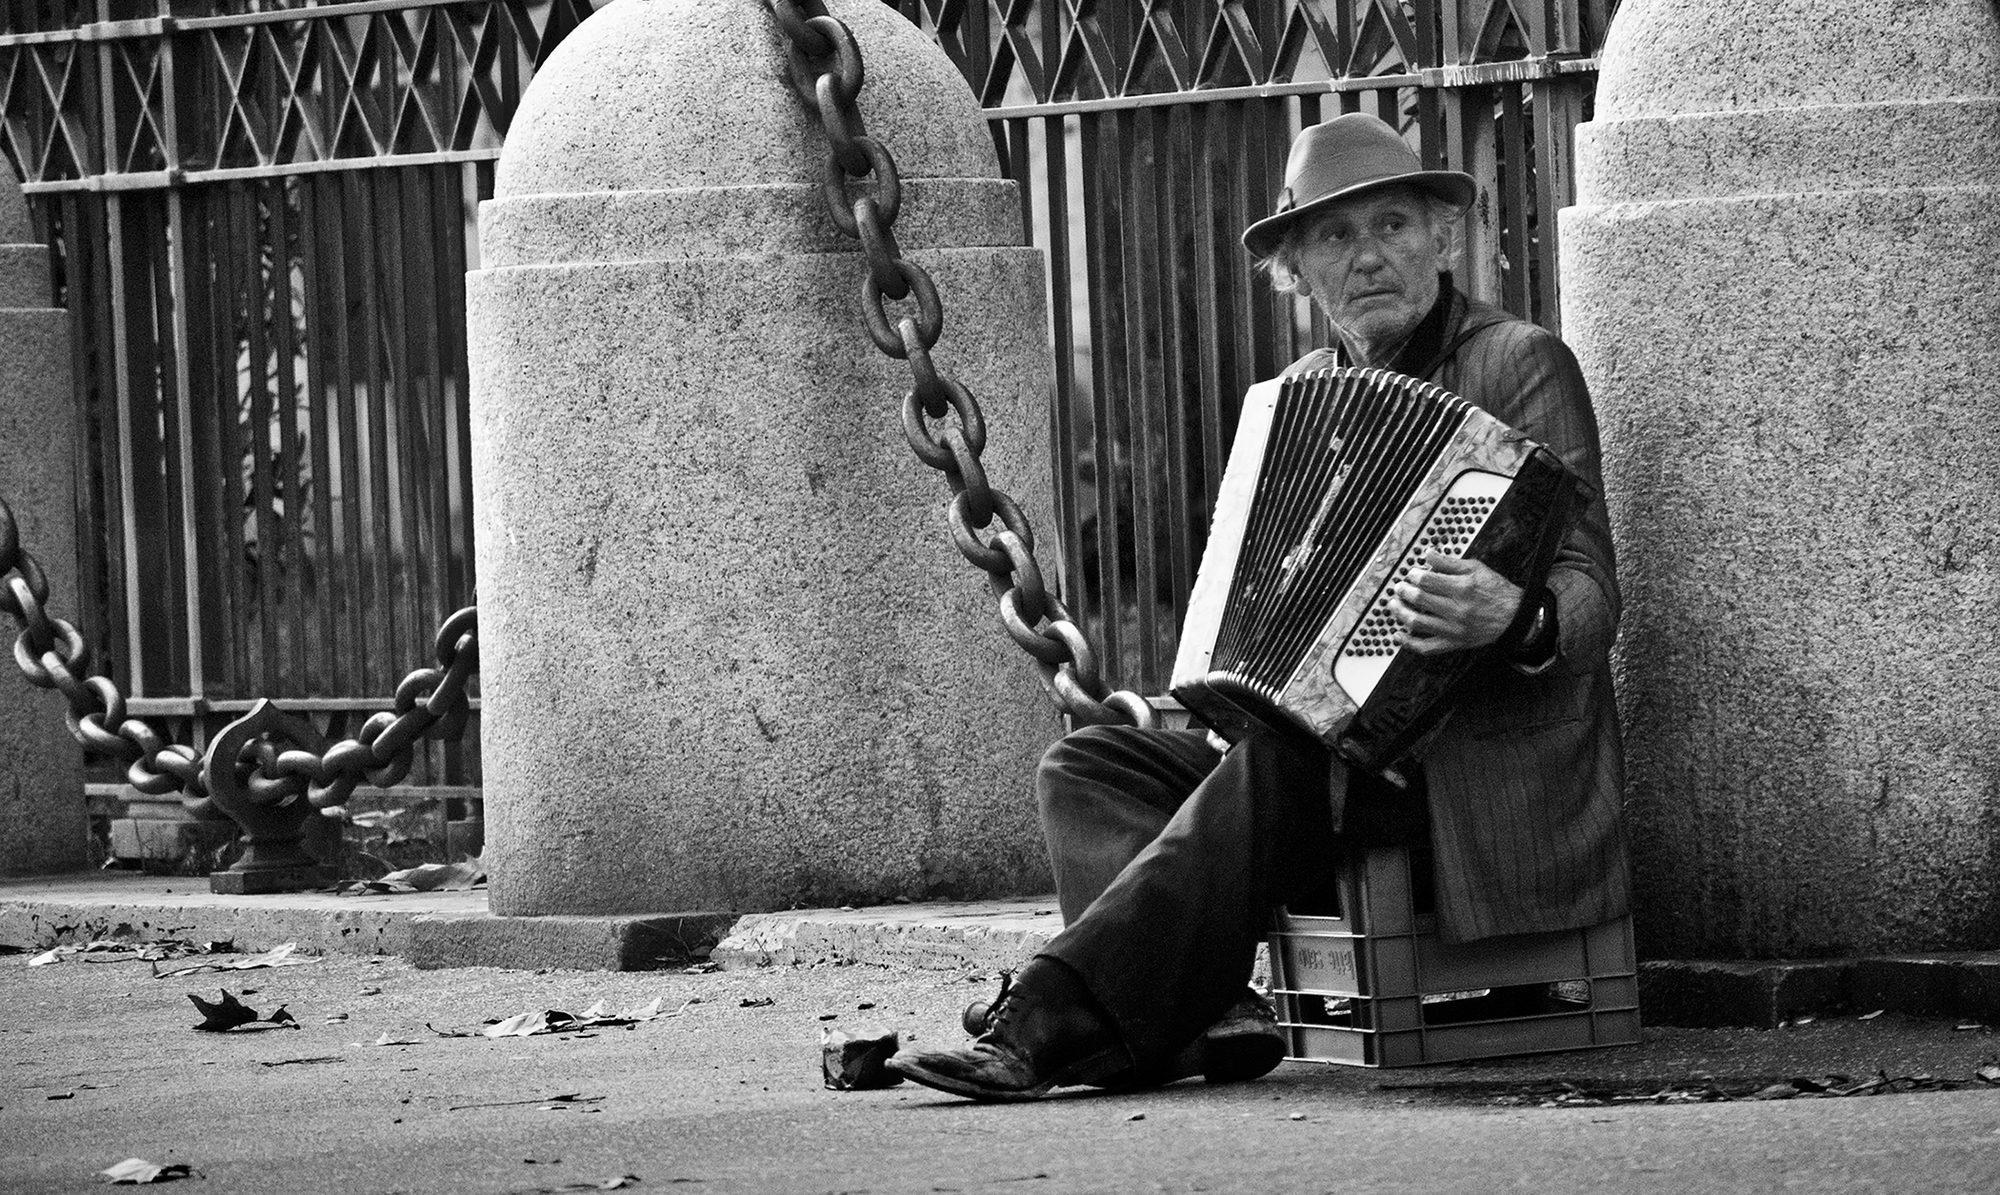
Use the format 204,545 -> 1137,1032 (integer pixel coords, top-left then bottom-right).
1389,552 -> 1523,655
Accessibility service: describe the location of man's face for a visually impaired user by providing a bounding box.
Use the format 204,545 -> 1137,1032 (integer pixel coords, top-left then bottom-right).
1288,186 -> 1450,356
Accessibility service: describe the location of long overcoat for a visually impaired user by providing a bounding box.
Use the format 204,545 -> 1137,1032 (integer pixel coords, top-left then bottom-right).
1287,278 -> 1631,943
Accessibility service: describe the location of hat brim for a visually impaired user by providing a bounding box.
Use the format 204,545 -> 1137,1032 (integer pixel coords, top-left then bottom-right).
1241,170 -> 1477,259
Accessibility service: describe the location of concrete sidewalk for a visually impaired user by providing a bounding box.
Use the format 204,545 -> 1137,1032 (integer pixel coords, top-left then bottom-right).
9,941 -> 2000,1195
3,871 -> 1997,1030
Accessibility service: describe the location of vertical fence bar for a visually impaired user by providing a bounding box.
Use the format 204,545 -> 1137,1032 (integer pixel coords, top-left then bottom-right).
1077,110 -> 1126,679
298,171 -> 341,695
328,169 -> 366,698
1114,105 -> 1161,689
1151,101 -> 1195,667
271,176 -> 308,692
1041,112 -> 1088,666
1496,80 -> 1533,319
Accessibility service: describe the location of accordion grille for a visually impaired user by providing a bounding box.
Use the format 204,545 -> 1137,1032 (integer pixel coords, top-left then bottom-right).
1207,369 -> 1471,689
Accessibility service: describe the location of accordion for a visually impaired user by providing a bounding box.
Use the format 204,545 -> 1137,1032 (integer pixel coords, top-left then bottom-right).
1170,367 -> 1588,778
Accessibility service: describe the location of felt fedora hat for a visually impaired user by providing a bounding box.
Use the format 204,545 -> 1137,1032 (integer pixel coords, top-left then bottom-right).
1242,113 -> 1477,258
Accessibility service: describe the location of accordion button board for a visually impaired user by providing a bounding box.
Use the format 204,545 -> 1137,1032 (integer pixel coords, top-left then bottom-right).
1170,367 -> 1584,775
1332,472 -> 1508,704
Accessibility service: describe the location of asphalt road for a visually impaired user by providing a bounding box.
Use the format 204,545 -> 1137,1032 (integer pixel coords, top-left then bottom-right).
3,949 -> 1998,1194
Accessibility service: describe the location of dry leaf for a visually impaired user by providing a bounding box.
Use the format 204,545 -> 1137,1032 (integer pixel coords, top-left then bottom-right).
483,1011 -> 550,1038
1857,1009 -> 1885,1020
371,1032 -> 421,1047
155,942 -> 310,980
28,948 -> 63,966
188,991 -> 299,1032
188,991 -> 259,1032
99,1158 -> 192,1184
374,859 -> 486,892
601,1177 -> 641,1190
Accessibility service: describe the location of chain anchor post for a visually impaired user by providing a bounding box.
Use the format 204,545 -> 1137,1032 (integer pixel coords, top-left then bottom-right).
201,700 -> 338,894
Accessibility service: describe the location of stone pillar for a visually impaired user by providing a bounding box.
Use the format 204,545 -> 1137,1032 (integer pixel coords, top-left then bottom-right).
0,156 -> 87,875
1560,1 -> 2000,956
466,0 -> 1062,915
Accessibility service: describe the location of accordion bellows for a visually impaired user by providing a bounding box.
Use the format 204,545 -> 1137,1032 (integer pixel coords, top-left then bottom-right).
1171,368 -> 1586,777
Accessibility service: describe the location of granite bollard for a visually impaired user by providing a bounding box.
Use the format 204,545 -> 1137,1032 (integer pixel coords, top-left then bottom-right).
1560,1 -> 2000,956
0,154 -> 87,875
466,0 -> 1062,915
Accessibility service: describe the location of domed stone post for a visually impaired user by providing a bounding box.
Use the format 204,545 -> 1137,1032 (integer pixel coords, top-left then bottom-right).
1560,2 -> 2000,956
466,0 -> 1062,915
0,157 -> 87,875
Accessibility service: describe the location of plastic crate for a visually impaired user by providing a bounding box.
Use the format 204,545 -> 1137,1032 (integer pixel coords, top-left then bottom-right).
1268,845 -> 1640,1067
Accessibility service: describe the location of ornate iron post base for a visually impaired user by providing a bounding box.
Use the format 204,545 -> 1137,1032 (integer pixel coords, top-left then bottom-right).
203,700 -> 338,894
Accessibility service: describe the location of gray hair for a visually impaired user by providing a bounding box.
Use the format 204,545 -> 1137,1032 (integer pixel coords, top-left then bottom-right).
1257,188 -> 1465,295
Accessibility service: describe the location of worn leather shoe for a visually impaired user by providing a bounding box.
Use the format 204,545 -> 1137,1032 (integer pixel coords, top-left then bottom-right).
885,958 -> 1130,1102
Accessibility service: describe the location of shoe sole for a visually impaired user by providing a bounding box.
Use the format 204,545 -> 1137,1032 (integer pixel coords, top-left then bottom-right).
1201,1026 -> 1286,1084
885,1048 -> 1128,1103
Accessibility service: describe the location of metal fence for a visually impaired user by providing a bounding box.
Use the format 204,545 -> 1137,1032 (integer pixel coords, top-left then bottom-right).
1,0 -> 598,806
1,0 -> 1609,809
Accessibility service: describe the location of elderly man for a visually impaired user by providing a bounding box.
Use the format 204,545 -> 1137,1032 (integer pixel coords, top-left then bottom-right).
888,113 -> 1630,1102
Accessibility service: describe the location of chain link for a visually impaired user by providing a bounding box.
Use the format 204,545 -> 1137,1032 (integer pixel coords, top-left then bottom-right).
767,0 -> 1154,730
0,495 -> 477,820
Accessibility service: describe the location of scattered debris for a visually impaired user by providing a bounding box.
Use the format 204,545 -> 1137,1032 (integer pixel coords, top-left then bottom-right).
187,991 -> 298,1033
370,1033 -> 422,1047
155,942 -> 311,980
433,997 -> 689,1040
256,1056 -> 344,1068
682,961 -> 720,974
450,1093 -> 604,1113
740,996 -> 776,1008
1857,1009 -> 1885,1020
1402,1068 -> 2000,1108
99,1158 -> 193,1184
30,938 -> 221,968
1126,1112 -> 1146,1122
821,1025 -> 903,1090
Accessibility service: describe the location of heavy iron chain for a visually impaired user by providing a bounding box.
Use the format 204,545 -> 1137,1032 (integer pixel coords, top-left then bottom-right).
0,495 -> 476,818
767,0 -> 1155,730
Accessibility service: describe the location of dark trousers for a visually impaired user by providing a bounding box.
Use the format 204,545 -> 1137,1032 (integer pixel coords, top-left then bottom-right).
1035,724 -> 1428,1063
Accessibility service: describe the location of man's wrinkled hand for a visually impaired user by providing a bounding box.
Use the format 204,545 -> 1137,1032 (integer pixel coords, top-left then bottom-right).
1388,552 -> 1523,655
